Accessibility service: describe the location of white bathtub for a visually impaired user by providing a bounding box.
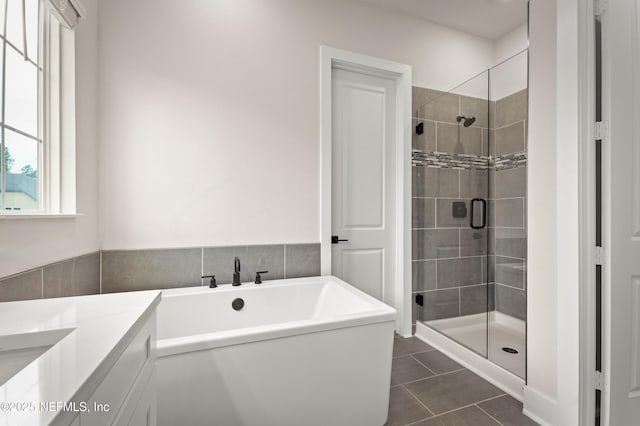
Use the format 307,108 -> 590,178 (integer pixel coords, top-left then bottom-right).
155,276 -> 396,426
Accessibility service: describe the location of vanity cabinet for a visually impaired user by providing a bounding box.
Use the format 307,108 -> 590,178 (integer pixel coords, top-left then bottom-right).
77,313 -> 157,426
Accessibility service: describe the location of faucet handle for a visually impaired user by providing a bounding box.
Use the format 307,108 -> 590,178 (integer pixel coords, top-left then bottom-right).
254,271 -> 268,284
202,275 -> 217,288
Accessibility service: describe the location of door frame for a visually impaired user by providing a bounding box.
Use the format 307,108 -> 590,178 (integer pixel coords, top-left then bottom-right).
319,46 -> 412,336
577,0 -> 598,422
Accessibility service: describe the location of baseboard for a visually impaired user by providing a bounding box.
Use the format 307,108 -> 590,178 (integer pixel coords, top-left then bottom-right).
415,322 -> 525,400
522,385 -> 557,426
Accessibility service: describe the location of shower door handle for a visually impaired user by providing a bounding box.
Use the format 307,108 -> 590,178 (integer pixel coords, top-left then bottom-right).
470,198 -> 487,229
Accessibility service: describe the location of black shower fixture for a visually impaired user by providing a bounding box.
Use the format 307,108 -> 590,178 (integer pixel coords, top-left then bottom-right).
456,115 -> 476,127
416,122 -> 424,135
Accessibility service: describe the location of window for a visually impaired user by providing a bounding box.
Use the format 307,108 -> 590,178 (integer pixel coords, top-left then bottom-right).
0,0 -> 82,214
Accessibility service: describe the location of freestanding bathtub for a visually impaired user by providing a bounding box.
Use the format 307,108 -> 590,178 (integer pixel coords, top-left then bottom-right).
155,276 -> 396,426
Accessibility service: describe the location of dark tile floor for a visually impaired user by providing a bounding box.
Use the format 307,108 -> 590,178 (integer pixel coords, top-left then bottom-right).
386,336 -> 539,426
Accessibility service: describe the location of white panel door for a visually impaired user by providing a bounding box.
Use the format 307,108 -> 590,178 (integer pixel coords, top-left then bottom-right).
331,68 -> 396,305
605,0 -> 640,423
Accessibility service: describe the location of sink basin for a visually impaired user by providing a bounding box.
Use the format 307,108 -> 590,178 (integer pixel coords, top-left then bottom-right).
0,328 -> 74,386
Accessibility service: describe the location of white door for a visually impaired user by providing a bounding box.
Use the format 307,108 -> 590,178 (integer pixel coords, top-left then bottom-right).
331,67 -> 396,305
604,0 -> 640,423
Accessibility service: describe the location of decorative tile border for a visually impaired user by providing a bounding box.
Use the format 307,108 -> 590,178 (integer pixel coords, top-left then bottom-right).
493,152 -> 527,171
412,150 -> 490,170
412,150 -> 527,171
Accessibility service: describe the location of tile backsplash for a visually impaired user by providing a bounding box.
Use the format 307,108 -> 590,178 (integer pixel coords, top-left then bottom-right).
0,244 -> 320,302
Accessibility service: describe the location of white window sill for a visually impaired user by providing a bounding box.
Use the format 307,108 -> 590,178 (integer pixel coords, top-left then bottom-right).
0,213 -> 83,220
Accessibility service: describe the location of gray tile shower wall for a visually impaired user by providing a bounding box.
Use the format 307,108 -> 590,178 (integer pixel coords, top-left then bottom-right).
411,85 -> 528,325
411,86 -> 490,324
0,244 -> 320,301
491,89 -> 528,321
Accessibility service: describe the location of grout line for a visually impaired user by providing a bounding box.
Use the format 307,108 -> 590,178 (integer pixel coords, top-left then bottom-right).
495,282 -> 527,291
412,282 -> 490,294
406,355 -> 436,376
492,196 -> 527,201
412,225 -> 526,231
400,367 -> 467,385
409,393 -> 508,422
434,255 -> 438,292
401,384 -> 436,419
476,404 -> 507,426
99,250 -> 103,294
408,356 -> 437,376
283,245 -> 287,279
494,255 -> 526,262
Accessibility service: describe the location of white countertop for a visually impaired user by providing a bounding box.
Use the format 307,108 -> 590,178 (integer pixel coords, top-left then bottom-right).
0,290 -> 161,426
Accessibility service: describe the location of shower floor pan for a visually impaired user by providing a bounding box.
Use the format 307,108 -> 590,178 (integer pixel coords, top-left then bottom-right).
425,311 -> 525,378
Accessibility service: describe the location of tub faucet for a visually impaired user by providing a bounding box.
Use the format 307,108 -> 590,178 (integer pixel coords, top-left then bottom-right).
232,257 -> 241,286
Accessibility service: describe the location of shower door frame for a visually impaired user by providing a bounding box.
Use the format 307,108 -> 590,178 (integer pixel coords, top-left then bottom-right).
319,46 -> 413,337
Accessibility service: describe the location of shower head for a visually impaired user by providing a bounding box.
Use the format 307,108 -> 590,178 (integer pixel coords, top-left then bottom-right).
456,115 -> 476,127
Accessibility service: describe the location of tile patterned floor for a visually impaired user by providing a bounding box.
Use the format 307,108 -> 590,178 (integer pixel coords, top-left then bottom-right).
386,336 -> 539,426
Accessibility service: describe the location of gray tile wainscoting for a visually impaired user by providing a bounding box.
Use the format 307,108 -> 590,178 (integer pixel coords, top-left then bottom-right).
43,253 -> 101,298
0,252 -> 101,302
0,269 -> 45,302
102,248 -> 203,293
284,244 -> 322,279
0,244 -> 320,301
104,243 -> 320,292
202,245 -> 285,285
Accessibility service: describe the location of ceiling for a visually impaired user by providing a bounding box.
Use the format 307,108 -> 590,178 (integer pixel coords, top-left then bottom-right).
357,0 -> 528,40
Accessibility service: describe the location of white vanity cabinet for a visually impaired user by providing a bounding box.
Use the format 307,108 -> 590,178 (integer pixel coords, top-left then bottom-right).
78,313 -> 157,426
0,291 -> 161,426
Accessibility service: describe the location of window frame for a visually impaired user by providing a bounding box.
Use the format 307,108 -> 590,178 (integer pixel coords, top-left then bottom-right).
0,0 -> 81,217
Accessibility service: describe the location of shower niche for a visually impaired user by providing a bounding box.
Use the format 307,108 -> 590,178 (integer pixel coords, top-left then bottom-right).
411,50 -> 528,379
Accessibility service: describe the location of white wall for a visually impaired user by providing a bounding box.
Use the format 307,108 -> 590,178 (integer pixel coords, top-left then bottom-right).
522,1 -> 559,422
492,23 -> 528,100
527,0 -> 558,405
525,0 -> 581,424
437,23 -> 528,104
495,23 -> 528,64
97,0 -> 495,250
0,0 -> 99,278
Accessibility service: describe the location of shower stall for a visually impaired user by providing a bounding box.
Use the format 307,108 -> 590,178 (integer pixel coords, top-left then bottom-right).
411,50 -> 528,383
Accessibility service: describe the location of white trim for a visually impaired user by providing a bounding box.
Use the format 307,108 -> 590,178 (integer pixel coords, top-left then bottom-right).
522,385 -> 558,426
68,0 -> 86,19
319,46 -> 412,336
415,322 -> 526,400
599,1 -> 613,422
0,213 -> 81,219
578,0 -> 598,423
555,0 -> 584,424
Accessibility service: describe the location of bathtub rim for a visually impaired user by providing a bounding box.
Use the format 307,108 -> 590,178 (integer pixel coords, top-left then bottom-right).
157,275 -> 396,358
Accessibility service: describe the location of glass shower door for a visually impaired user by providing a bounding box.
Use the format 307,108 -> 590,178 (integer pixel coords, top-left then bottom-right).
412,70 -> 491,358
487,50 -> 528,378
